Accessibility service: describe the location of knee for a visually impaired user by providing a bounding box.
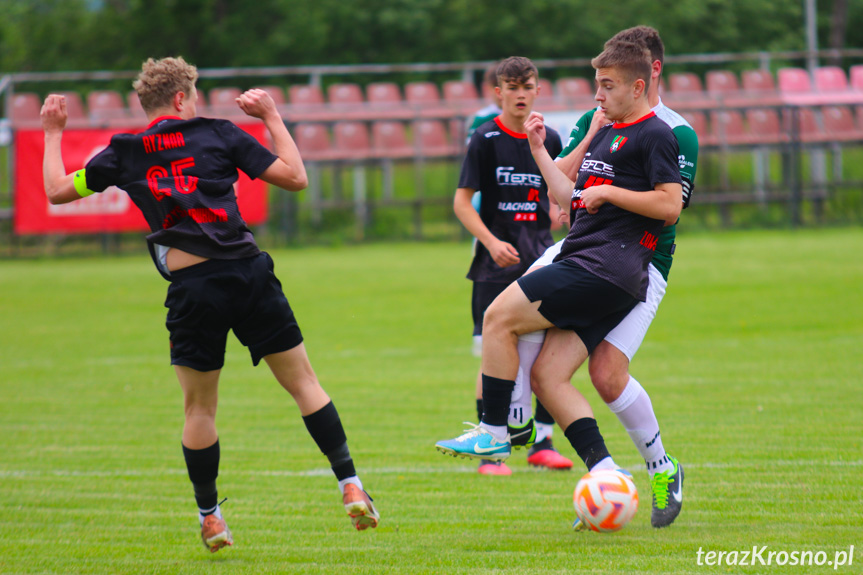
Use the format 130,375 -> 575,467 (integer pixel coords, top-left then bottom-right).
588,355 -> 628,403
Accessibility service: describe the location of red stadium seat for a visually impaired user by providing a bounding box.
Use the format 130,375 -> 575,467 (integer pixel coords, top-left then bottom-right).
208,87 -> 243,117
556,77 -> 593,102
536,77 -> 554,100
710,110 -> 749,146
850,65 -> 863,91
127,91 -> 147,120
413,120 -> 456,157
289,84 -> 325,106
813,66 -> 849,92
10,92 -> 42,126
443,80 -> 479,103
742,69 -> 776,93
366,82 -> 403,104
820,105 -> 862,141
87,90 -> 127,124
679,111 -> 714,147
293,123 -> 333,162
372,121 -> 413,159
745,108 -> 786,145
777,67 -> 812,94
332,121 -> 371,160
405,82 -> 441,105
327,83 -> 364,106
706,70 -> 741,95
669,72 -> 704,94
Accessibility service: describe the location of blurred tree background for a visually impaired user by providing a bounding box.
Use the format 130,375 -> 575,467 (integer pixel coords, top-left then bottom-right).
1,0 -> 860,74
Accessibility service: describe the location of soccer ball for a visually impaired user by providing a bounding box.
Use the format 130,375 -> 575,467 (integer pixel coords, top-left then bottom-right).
573,469 -> 638,532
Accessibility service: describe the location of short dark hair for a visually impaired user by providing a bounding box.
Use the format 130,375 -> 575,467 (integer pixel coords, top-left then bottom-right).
496,56 -> 538,86
606,26 -> 664,66
591,41 -> 653,89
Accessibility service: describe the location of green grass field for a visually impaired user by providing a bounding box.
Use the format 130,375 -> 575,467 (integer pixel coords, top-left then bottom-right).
1,228 -> 861,574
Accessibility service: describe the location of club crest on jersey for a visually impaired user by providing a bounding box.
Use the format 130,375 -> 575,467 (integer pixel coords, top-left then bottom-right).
610,135 -> 628,153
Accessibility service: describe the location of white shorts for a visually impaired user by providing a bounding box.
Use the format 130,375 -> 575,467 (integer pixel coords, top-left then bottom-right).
527,239 -> 667,361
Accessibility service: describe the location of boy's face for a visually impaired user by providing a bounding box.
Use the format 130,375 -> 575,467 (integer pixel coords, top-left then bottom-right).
594,67 -> 642,122
495,74 -> 538,121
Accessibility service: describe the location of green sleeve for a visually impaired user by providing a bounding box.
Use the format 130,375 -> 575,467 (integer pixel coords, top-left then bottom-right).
557,109 -> 596,159
672,124 -> 699,208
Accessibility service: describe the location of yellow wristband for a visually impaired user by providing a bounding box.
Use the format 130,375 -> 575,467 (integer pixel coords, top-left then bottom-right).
73,169 -> 95,198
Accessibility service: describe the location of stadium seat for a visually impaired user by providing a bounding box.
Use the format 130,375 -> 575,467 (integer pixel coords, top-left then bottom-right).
10,92 -> 42,126
555,77 -> 593,102
742,69 -> 777,93
87,90 -> 128,124
706,70 -> 741,95
293,123 -> 333,162
820,105 -> 862,141
745,108 -> 786,145
777,67 -> 812,93
413,120 -> 456,158
669,72 -> 704,94
536,77 -> 554,100
442,80 -> 479,103
55,91 -> 88,127
850,65 -> 863,91
289,84 -> 325,106
366,82 -> 403,104
372,121 -> 413,159
813,66 -> 849,92
208,87 -> 243,117
679,111 -> 714,147
783,106 -> 822,142
332,121 -> 372,161
710,110 -> 748,146
405,82 -> 442,105
327,83 -> 364,107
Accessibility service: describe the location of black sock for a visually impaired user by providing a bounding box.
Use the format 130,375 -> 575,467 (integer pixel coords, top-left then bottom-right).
302,401 -> 357,481
534,398 -> 554,425
182,440 -> 220,513
476,398 -> 484,423
480,374 -> 515,426
564,418 -> 611,470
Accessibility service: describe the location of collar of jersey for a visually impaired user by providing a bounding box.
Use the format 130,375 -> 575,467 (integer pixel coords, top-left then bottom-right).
612,111 -> 656,129
146,115 -> 183,130
494,116 -> 527,139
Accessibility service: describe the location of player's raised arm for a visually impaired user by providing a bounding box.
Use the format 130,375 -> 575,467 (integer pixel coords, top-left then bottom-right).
525,111 -> 574,211
237,88 -> 308,192
41,95 -> 81,205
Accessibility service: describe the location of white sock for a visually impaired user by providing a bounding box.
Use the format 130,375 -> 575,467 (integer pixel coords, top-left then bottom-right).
535,422 -> 553,443
479,422 -> 509,442
508,332 -> 544,427
198,504 -> 223,525
338,476 -> 363,495
589,456 -> 618,472
606,376 -> 674,476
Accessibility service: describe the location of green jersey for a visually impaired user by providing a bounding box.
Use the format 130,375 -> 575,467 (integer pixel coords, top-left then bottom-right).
558,101 -> 699,280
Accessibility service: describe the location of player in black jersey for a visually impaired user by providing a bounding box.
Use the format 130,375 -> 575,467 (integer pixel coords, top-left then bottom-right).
41,57 -> 379,552
446,56 -> 572,475
437,42 -> 682,492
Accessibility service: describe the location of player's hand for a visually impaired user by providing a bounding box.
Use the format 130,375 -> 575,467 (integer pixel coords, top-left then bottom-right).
41,94 -> 68,133
236,89 -> 278,121
524,111 -> 546,152
579,185 -> 608,214
587,107 -> 609,136
487,239 -> 520,268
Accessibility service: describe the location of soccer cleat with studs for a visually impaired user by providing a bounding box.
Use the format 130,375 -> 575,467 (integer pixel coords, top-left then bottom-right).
650,455 -> 683,528
201,514 -> 233,553
435,423 -> 511,461
527,437 -> 574,470
343,484 -> 380,531
508,418 -> 536,450
477,459 -> 513,476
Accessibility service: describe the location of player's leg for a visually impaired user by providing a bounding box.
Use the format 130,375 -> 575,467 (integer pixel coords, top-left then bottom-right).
436,281 -> 553,460
263,345 -> 379,530
175,365 -> 233,552
529,328 -> 620,473
589,264 -> 682,527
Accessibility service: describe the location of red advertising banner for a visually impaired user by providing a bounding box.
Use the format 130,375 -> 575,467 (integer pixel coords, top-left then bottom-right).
14,123 -> 270,234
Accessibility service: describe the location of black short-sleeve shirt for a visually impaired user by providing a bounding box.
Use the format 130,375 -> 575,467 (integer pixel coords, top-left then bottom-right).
459,116 -> 562,283
84,116 -> 278,264
556,112 -> 681,300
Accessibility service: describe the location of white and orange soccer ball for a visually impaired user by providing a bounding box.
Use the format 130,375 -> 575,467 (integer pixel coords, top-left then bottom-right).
573,469 -> 639,533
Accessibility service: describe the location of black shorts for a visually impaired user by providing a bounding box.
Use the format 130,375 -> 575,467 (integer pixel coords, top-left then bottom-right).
165,252 -> 304,371
517,260 -> 638,354
471,281 -> 509,336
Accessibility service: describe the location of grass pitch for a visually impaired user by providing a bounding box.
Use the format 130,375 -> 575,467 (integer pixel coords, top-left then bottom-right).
1,228 -> 861,574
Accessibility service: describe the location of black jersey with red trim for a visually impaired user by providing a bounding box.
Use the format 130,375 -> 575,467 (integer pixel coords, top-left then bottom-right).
83,115 -> 278,265
555,112 -> 681,300
459,116 -> 562,283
